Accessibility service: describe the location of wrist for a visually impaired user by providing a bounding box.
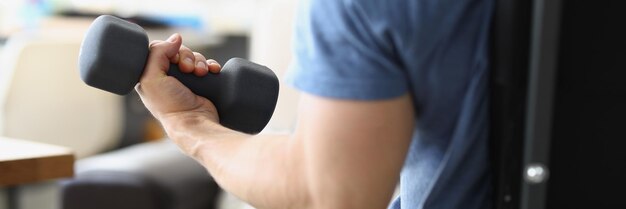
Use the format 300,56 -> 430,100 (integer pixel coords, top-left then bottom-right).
160,112 -> 224,156
161,111 -> 219,131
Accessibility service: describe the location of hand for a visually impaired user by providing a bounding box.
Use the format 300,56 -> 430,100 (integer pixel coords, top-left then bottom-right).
135,33 -> 222,127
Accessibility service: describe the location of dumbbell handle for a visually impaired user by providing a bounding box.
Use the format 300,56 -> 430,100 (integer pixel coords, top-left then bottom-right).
165,58 -> 278,134
166,63 -> 225,103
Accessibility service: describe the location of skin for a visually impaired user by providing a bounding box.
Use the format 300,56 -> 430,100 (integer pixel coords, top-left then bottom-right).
136,33 -> 415,209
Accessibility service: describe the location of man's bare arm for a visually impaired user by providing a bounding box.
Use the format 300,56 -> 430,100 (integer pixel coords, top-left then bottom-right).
162,93 -> 414,209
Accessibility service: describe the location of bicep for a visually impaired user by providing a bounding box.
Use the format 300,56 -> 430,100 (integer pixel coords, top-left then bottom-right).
294,93 -> 414,209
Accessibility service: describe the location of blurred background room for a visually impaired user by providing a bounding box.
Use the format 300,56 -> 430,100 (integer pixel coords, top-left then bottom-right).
0,0 -> 299,209
3,1 -> 626,209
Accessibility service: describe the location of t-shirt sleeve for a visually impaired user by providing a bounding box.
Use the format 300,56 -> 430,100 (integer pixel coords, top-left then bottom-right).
286,0 -> 409,100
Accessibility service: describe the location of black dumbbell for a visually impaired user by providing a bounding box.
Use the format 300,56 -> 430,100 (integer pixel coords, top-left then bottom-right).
78,15 -> 279,134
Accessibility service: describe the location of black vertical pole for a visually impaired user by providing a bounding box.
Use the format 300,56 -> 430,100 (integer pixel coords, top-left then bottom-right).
521,0 -> 562,208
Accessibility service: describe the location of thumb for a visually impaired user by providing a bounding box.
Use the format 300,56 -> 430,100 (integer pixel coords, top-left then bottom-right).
143,33 -> 183,79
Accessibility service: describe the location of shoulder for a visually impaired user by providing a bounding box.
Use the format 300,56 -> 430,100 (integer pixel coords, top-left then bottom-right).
289,0 -> 410,100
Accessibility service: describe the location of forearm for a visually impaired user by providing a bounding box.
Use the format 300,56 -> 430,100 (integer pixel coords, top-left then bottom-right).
162,113 -> 309,209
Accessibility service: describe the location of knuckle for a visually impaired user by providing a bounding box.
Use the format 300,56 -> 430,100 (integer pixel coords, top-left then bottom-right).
180,48 -> 193,57
193,52 -> 206,59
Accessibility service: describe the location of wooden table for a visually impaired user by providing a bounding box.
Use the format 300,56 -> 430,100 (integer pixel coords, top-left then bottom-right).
0,137 -> 74,209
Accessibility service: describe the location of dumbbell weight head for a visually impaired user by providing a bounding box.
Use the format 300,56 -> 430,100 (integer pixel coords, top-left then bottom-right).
79,15 -> 279,134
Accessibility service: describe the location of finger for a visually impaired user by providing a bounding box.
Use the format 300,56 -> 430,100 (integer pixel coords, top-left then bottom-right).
143,33 -> 182,80
170,52 -> 180,64
192,52 -> 209,77
207,59 -> 222,74
177,45 -> 195,73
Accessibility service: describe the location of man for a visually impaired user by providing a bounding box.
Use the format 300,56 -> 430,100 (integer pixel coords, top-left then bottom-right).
136,0 -> 493,208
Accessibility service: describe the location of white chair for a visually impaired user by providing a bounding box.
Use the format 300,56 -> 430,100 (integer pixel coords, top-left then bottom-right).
0,30 -> 123,159
0,30 -> 126,209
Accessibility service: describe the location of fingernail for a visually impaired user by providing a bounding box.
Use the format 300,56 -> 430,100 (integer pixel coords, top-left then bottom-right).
208,60 -> 220,67
184,57 -> 193,65
167,33 -> 179,42
196,61 -> 207,70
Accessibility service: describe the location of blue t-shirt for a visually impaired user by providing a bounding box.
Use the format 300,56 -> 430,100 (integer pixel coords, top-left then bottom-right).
287,0 -> 493,208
